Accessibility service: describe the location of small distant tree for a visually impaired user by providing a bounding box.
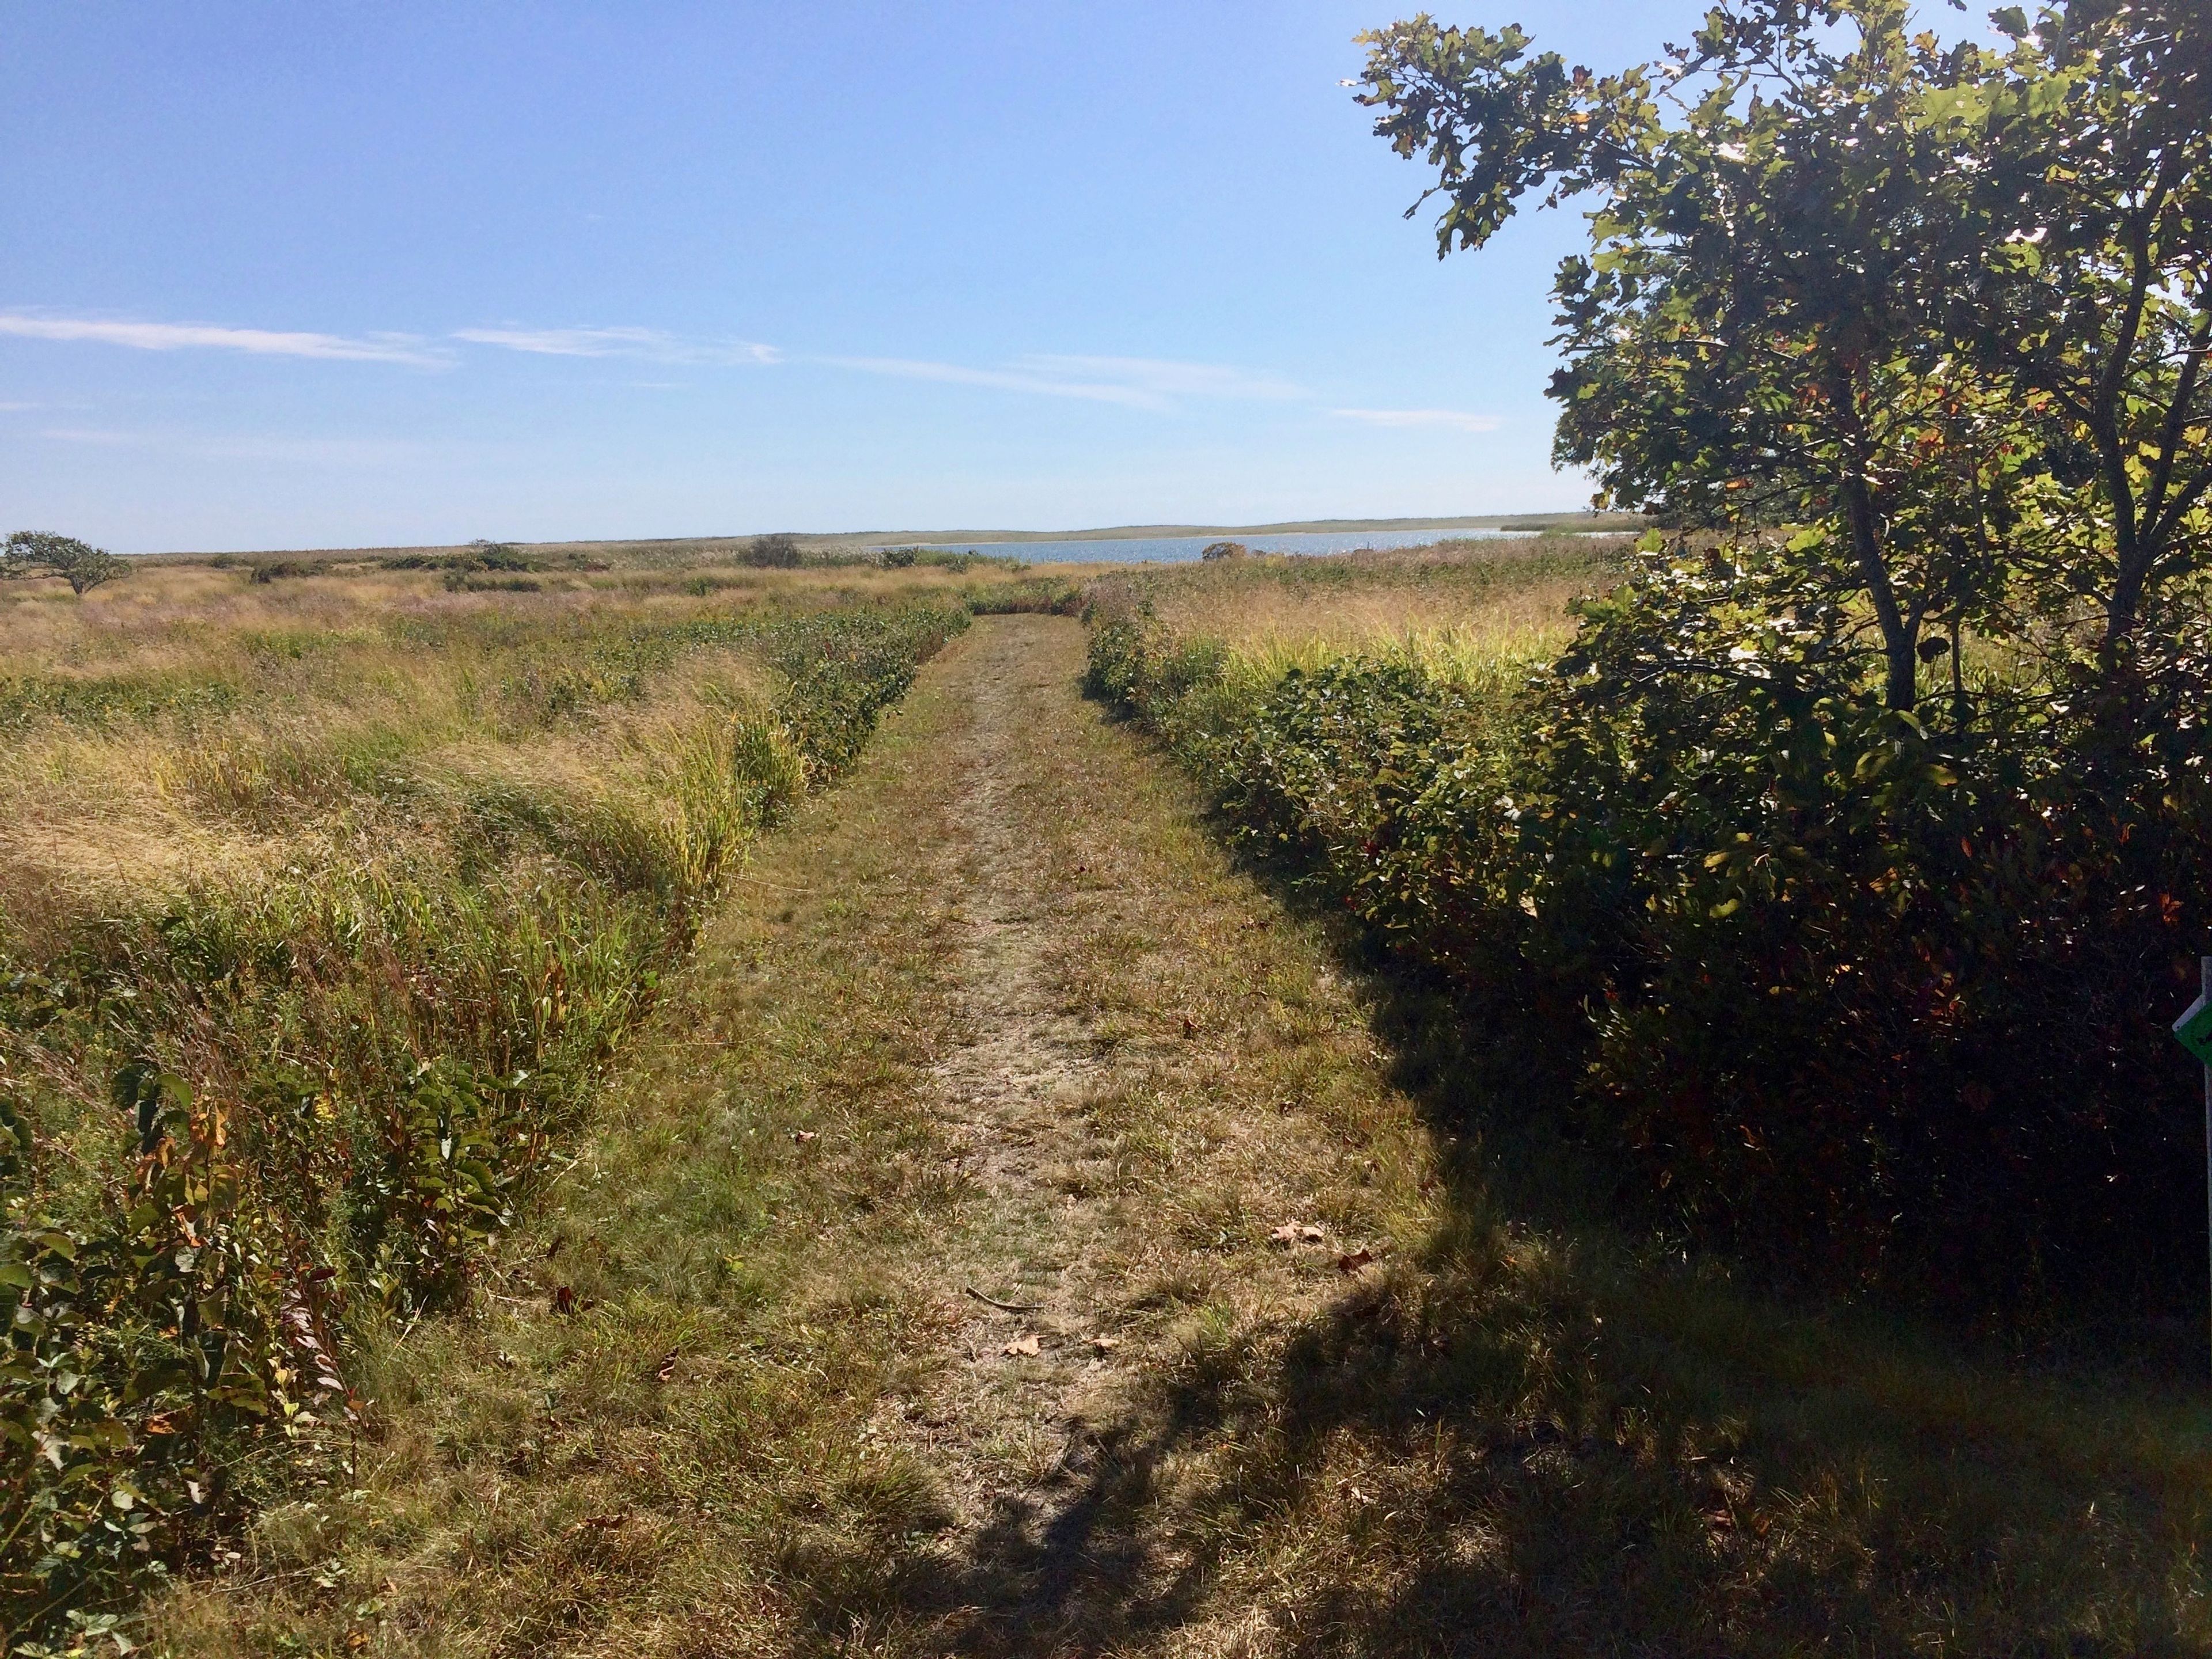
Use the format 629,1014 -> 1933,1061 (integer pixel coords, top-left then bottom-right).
743,533 -> 804,569
2,531 -> 131,596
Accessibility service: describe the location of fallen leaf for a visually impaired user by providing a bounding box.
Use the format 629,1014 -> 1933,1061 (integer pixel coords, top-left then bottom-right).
793,1130 -> 817,1145
1090,1334 -> 1120,1351
1180,1016 -> 1201,1037
1336,1248 -> 1375,1274
493,1349 -> 519,1370
1300,1224 -> 1327,1242
655,1347 -> 680,1383
1268,1222 -> 1302,1244
1002,1334 -> 1041,1357
552,1285 -> 577,1316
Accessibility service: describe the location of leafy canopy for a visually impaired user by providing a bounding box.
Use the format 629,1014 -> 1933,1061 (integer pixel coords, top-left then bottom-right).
2,531 -> 131,597
1358,0 -> 2210,710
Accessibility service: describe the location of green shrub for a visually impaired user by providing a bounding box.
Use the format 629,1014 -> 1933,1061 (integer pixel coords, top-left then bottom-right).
741,533 -> 803,569
1090,552 -> 2212,1311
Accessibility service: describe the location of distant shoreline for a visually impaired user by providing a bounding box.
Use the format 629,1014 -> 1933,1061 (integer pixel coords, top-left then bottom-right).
153,512 -> 1642,563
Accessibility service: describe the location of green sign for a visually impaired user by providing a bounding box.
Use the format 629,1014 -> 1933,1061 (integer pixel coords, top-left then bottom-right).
2175,994 -> 2212,1065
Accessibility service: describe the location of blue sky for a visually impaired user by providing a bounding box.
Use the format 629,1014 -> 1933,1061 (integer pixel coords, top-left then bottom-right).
2,2 -> 1713,552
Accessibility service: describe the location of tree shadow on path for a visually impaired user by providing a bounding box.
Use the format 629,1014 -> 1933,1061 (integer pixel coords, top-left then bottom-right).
789,721 -> 2212,1657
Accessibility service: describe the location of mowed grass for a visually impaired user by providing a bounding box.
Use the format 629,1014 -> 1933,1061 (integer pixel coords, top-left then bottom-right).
149,614 -> 1452,1656
0,550 -> 997,1640
147,590 -> 2212,1657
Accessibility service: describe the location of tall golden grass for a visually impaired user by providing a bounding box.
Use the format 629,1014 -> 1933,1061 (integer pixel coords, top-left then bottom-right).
1089,537 -> 1628,687
0,552 -> 971,1638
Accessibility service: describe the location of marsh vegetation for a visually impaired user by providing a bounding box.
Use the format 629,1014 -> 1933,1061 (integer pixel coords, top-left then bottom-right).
0,548 -> 988,1641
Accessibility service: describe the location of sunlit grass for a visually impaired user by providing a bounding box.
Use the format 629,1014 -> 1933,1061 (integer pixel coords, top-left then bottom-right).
0,550 -> 974,1638
1092,536 -> 1626,689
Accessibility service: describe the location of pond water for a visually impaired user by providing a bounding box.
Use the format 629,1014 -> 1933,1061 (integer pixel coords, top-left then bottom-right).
869,527 -> 1527,565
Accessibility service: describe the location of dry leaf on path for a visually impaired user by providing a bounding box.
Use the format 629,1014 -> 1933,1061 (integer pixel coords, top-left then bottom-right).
1336,1248 -> 1375,1273
1002,1334 -> 1041,1357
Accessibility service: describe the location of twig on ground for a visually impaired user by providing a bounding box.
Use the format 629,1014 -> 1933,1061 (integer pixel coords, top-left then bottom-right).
963,1284 -> 1044,1313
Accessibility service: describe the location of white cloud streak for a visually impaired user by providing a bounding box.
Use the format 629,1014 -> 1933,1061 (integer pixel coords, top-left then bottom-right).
1334,407 -> 1502,433
454,325 -> 779,365
825,353 -> 1305,410
823,355 -> 1164,407
1019,354 -> 1305,401
0,312 -> 448,366
3,310 -> 1474,438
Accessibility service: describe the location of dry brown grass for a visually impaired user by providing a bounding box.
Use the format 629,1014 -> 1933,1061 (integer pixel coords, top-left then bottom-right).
0,555 -> 1076,959
1093,536 -> 1630,686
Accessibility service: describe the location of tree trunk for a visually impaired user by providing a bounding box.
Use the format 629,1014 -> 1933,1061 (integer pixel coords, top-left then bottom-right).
1840,473 -> 1918,711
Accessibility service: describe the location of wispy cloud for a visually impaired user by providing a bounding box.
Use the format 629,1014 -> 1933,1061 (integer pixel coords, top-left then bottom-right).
454,325 -> 779,365
0,312 -> 448,366
2,309 -> 1480,441
824,355 -> 1161,407
1334,407 -> 1502,433
1020,355 -> 1305,402
41,426 -> 427,465
825,353 -> 1304,411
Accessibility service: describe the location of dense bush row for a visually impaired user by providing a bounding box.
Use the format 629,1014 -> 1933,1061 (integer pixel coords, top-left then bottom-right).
0,601 -> 965,1641
1089,559 -> 2212,1312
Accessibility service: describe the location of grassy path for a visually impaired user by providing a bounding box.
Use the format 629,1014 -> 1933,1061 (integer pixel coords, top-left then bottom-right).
160,614 -> 2212,1657
161,615 -> 1430,1655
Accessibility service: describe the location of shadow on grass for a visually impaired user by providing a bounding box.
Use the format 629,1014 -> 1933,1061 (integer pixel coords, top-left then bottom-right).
814,1084 -> 2212,1652
788,710 -> 2212,1657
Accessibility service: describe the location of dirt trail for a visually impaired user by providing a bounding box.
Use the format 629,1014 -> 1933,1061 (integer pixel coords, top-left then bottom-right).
164,613 -> 1433,1658
851,616 -> 1429,1648
921,623 -> 1120,1484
